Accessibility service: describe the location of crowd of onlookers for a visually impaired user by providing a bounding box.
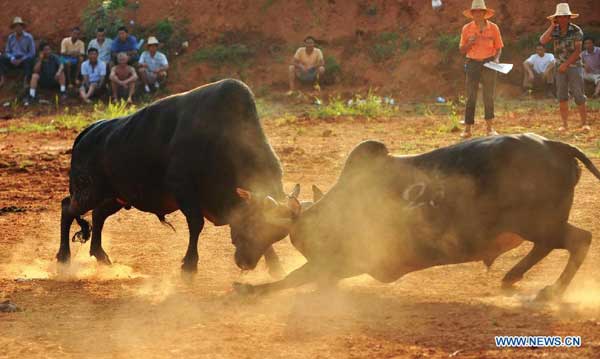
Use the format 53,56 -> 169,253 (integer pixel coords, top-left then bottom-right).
523,36 -> 600,99
0,16 -> 169,105
1,11 -> 599,112
0,15 -> 327,106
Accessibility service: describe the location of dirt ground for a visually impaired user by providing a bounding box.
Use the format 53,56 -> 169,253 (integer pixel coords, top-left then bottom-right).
1,99 -> 600,358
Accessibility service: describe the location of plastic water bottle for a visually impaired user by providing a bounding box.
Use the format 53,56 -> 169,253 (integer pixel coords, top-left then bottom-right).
432,0 -> 443,10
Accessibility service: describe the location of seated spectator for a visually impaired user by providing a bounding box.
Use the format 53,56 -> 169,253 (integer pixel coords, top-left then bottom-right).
111,26 -> 138,64
79,48 -> 107,103
60,27 -> 85,88
523,44 -> 555,97
0,17 -> 36,89
582,37 -> 600,98
138,36 -> 168,93
110,52 -> 137,104
87,27 -> 113,65
287,36 -> 325,95
25,42 -> 66,106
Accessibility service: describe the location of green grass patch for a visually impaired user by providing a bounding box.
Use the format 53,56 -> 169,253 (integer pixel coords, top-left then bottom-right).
82,1 -> 126,40
260,0 -> 279,12
369,32 -> 400,63
436,33 -> 460,64
193,44 -> 254,67
311,92 -> 397,118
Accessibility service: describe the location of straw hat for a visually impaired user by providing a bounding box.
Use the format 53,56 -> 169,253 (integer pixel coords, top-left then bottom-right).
10,16 -> 26,28
147,36 -> 160,46
547,3 -> 579,19
463,0 -> 495,19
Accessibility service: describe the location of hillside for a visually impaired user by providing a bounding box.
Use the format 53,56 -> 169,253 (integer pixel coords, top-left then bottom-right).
1,0 -> 599,100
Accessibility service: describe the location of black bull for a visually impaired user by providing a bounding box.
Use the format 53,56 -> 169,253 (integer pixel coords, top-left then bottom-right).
234,134 -> 600,301
58,79 -> 291,275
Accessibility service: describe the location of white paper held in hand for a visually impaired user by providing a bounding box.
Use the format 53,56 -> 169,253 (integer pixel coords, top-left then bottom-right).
483,62 -> 514,74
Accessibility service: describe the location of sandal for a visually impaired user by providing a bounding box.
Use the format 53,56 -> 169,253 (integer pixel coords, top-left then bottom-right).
557,126 -> 568,132
487,129 -> 499,136
460,131 -> 472,139
581,125 -> 591,132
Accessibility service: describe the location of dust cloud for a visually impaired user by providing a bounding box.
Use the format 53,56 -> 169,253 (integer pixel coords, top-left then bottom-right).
0,232 -> 145,281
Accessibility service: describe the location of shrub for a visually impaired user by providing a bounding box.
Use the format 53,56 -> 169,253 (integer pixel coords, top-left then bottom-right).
193,44 -> 255,67
369,32 -> 399,63
322,55 -> 341,85
102,0 -> 127,9
436,33 -> 460,64
311,92 -> 397,118
82,1 -> 126,40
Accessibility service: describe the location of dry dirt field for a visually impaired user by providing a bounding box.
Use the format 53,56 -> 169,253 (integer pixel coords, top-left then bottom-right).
1,99 -> 600,358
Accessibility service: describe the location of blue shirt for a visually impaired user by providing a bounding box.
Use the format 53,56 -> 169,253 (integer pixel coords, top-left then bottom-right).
139,51 -> 168,72
81,60 -> 107,83
111,35 -> 137,54
88,38 -> 113,63
5,31 -> 35,61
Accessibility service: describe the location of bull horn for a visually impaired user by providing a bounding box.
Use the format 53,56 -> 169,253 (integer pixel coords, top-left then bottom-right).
289,183 -> 301,198
263,196 -> 279,210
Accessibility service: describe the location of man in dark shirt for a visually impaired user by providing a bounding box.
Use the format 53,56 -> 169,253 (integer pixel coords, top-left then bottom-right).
111,26 -> 139,64
0,17 -> 36,88
26,43 -> 66,105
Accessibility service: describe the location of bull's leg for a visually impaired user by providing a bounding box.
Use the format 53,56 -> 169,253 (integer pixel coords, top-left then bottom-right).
90,200 -> 122,265
536,224 -> 591,301
181,214 -> 204,273
263,246 -> 285,279
167,168 -> 204,273
501,244 -> 553,290
234,262 -> 320,295
57,197 -> 76,263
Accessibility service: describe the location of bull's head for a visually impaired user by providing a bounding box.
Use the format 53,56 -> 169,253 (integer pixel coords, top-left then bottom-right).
230,184 -> 324,270
230,184 -> 302,270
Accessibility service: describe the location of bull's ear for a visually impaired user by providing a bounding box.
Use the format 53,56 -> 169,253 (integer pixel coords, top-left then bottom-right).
312,185 -> 324,202
236,188 -> 253,203
402,182 -> 426,203
287,197 -> 302,216
289,183 -> 301,199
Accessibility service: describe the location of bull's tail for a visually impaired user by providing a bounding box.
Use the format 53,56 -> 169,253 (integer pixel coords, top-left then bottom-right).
551,141 -> 600,181
72,215 -> 91,243
157,214 -> 176,232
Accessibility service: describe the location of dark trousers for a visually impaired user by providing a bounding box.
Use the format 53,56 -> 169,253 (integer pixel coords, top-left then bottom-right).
464,59 -> 496,125
0,55 -> 34,81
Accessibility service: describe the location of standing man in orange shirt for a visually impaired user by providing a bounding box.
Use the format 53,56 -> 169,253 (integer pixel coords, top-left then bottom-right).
459,0 -> 504,138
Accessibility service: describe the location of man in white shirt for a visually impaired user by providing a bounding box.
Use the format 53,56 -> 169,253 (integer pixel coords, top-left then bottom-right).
87,27 -> 113,65
79,47 -> 107,103
582,37 -> 600,98
523,44 -> 555,97
287,36 -> 325,95
138,36 -> 168,93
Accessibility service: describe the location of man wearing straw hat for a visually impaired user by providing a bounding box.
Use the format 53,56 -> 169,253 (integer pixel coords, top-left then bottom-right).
459,0 -> 504,139
540,3 -> 589,132
138,36 -> 169,93
0,17 -> 36,89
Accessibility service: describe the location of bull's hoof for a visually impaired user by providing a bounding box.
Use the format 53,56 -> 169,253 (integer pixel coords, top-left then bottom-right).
233,282 -> 255,296
181,261 -> 198,273
56,251 -> 71,264
535,285 -> 561,303
91,250 -> 112,265
500,281 -> 518,296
